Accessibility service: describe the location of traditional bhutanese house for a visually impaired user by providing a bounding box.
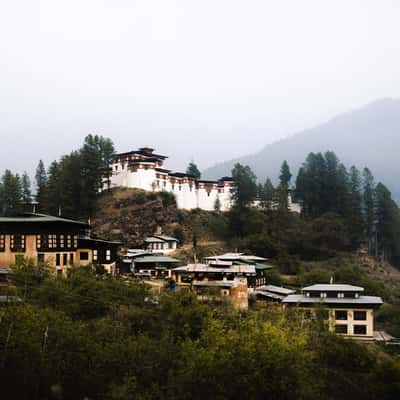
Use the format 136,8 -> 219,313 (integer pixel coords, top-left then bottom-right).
204,253 -> 274,288
132,255 -> 180,278
0,213 -> 121,276
121,249 -> 153,274
282,284 -> 383,338
254,285 -> 295,302
144,235 -> 179,254
172,263 -> 256,309
77,237 -> 122,275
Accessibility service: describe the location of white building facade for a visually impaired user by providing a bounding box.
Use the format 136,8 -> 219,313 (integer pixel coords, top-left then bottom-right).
104,147 -> 235,211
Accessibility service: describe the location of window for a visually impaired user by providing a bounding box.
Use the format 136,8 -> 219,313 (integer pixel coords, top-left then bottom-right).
353,325 -> 367,335
354,311 -> 367,321
0,235 -> 5,251
320,292 -> 327,298
335,310 -> 348,321
48,234 -> 57,249
80,252 -> 89,261
10,234 -> 25,252
106,249 -> 111,262
67,235 -> 72,248
36,235 -> 41,249
37,253 -> 45,263
73,235 -> 78,248
69,253 -> 74,265
56,254 -> 61,266
59,235 -> 65,248
335,325 -> 348,334
337,292 -> 344,298
93,249 -> 98,262
63,253 -> 68,266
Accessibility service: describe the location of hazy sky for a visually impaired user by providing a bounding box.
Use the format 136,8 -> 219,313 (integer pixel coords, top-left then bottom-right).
1,0 -> 400,176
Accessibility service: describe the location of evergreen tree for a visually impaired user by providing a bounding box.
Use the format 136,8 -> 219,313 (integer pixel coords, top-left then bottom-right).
259,178 -> 274,209
80,134 -> 115,218
214,196 -> 221,212
186,161 -> 201,179
231,163 -> 258,209
44,161 -> 62,216
35,160 -> 47,211
0,170 -> 22,216
279,160 -> 292,189
363,168 -> 375,254
374,183 -> 400,261
21,172 -> 32,203
348,166 -> 364,247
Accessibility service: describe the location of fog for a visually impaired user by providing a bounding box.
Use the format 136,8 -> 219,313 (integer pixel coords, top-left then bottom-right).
1,0 -> 400,175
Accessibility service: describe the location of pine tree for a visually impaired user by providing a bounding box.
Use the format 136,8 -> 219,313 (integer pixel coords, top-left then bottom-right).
0,170 -> 22,216
186,162 -> 201,179
214,196 -> 221,212
35,160 -> 47,211
231,163 -> 258,209
362,168 -> 375,254
348,166 -> 364,247
279,161 -> 292,189
21,172 -> 32,204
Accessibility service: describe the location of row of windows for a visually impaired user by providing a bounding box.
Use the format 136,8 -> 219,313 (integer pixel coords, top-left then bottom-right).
335,310 -> 367,321
335,324 -> 367,335
11,235 -> 25,252
36,234 -> 78,250
0,234 -> 80,252
306,292 -> 360,299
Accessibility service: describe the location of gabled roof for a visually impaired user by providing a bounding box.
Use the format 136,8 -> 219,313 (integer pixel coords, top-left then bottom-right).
302,284 -> 364,292
145,235 -> 179,243
258,285 -> 295,295
173,264 -> 256,274
0,213 -> 88,227
134,256 -> 180,263
282,294 -> 383,306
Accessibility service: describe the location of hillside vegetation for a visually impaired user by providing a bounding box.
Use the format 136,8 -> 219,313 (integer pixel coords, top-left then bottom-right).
1,265 -> 400,399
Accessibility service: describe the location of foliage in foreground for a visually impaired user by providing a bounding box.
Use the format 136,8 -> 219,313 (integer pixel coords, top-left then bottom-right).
0,269 -> 400,400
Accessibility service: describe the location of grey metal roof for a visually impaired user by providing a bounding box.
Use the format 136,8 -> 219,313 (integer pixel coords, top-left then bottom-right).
258,285 -> 295,295
254,291 -> 285,300
0,267 -> 11,275
0,213 -> 88,226
173,264 -> 256,274
134,256 -> 180,264
205,253 -> 267,262
302,284 -> 364,292
144,237 -> 165,243
193,281 -> 235,288
282,294 -> 383,305
153,235 -> 179,242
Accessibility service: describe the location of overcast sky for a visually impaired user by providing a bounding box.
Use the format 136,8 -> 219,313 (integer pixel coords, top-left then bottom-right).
1,0 -> 400,176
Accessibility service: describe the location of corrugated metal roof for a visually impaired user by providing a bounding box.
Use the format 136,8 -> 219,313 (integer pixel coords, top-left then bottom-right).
144,237 -> 165,243
0,214 -> 87,226
173,264 -> 256,274
282,294 -> 383,305
134,256 -> 180,263
258,285 -> 295,295
302,284 -> 364,292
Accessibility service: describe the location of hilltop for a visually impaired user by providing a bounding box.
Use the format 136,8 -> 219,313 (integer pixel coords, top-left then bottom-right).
204,98 -> 400,201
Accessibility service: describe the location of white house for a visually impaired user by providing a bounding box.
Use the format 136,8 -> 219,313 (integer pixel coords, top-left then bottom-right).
144,235 -> 179,255
104,147 -> 235,211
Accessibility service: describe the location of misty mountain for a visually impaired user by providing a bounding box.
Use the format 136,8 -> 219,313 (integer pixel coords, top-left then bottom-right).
203,98 -> 400,202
